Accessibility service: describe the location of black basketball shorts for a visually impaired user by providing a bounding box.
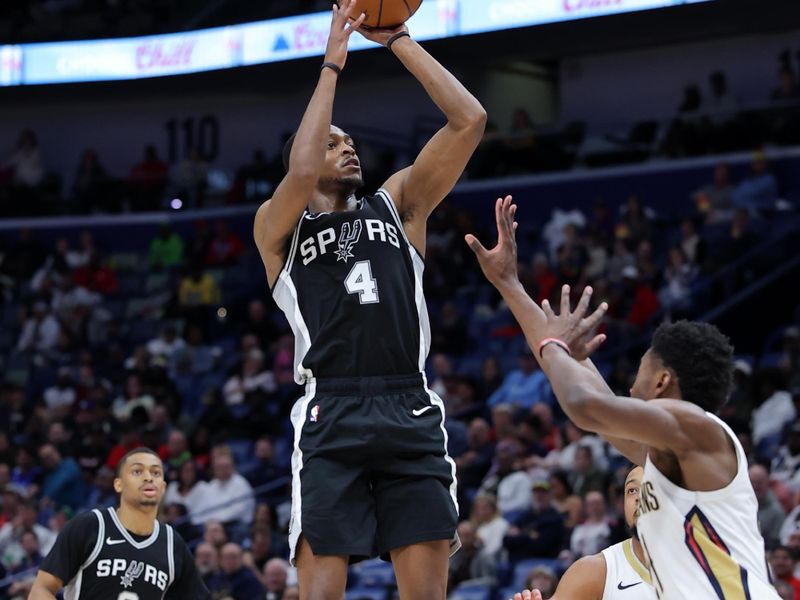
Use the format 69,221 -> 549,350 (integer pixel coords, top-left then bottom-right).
287,373 -> 460,564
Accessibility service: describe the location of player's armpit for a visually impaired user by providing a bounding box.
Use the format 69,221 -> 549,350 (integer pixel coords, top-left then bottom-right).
550,553 -> 607,600
28,570 -> 63,599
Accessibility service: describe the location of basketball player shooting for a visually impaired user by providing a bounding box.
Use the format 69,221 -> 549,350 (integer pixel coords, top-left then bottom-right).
253,1 -> 486,598
29,448 -> 208,599
468,197 -> 780,600
514,466 -> 655,600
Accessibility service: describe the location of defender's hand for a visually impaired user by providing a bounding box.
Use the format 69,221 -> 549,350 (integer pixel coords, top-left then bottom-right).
325,0 -> 367,69
513,590 -> 543,600
465,195 -> 520,289
541,284 -> 608,361
357,23 -> 409,47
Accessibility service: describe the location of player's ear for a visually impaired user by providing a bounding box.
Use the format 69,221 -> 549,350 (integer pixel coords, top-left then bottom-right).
655,369 -> 672,397
113,478 -> 123,493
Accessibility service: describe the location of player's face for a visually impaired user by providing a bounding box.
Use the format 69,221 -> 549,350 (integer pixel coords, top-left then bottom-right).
321,126 -> 363,191
630,349 -> 666,400
624,466 -> 644,529
115,453 -> 166,508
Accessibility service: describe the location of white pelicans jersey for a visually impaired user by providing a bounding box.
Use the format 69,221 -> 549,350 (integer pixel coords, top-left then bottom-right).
601,538 -> 657,600
637,412 -> 779,599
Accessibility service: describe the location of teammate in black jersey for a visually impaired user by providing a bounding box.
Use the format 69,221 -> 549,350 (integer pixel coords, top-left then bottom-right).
253,1 -> 485,598
29,448 -> 209,600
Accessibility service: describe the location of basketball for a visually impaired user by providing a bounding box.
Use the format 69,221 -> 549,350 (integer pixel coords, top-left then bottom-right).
341,0 -> 423,29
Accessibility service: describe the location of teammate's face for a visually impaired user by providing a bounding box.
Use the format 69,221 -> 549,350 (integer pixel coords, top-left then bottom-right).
114,453 -> 166,508
624,466 -> 644,530
320,126 -> 363,191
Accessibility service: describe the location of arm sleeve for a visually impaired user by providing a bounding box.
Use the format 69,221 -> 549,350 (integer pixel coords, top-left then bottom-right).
166,535 -> 211,600
38,511 -> 99,585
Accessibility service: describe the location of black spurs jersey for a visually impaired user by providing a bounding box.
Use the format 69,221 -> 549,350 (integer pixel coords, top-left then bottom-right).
39,507 -> 208,600
272,189 -> 430,383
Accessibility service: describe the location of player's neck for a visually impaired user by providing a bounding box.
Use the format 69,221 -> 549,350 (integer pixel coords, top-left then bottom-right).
631,536 -> 647,566
310,190 -> 357,213
116,504 -> 158,536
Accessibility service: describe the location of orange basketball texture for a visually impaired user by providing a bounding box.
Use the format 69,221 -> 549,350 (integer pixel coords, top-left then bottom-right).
340,0 -> 423,29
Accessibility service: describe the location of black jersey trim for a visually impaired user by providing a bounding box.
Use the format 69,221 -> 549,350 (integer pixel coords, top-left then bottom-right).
375,188 -> 424,260
107,507 -> 161,549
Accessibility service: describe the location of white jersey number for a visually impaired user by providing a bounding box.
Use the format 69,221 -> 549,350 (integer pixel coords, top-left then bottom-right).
345,260 -> 379,304
118,593 -> 139,600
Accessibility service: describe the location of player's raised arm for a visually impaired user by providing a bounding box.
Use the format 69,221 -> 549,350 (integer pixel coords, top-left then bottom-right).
358,24 -> 486,245
28,570 -> 62,599
254,0 -> 366,285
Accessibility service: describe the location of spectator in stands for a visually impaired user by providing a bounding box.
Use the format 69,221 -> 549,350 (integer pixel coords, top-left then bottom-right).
243,528 -> 279,574
243,437 -> 288,503
148,223 -> 184,269
658,246 -> 698,315
165,459 -> 208,523
165,502 -> 200,546
707,70 -> 738,113
241,299 -> 279,349
772,67 -> 800,101
606,239 -> 635,284
112,373 -> 155,422
147,323 -> 187,364
170,145 -> 209,209
3,129 -> 44,188
479,439 -> 532,514
616,195 -> 653,248
555,223 -> 588,286
222,348 -> 277,406
431,301 -> 468,356
776,580 -> 796,600
770,546 -> 800,599
207,542 -> 265,600
37,444 -> 86,511
195,448 -> 255,528
448,521 -> 483,591
17,301 -> 61,352
470,494 -> 509,557
615,265 -> 660,330
283,586 -> 300,600
72,251 -> 118,296
524,566 -> 558,600
456,418 -> 496,489
179,263 -> 221,309
694,163 -> 734,223
750,464 -> 785,549
203,520 -> 229,551
679,217 -> 707,265
42,367 -> 77,417
11,447 -> 40,499
772,423 -> 800,492
634,239 -> 659,284
130,144 -> 168,211
81,466 -> 116,511
6,529 -> 42,597
752,370 -> 795,451
205,221 -> 244,266
71,149 -> 107,213
194,541 -> 220,588
548,470 -> 583,531
163,430 -> 192,472
262,557 -> 289,600
0,500 -> 55,568
526,253 -> 557,305
732,152 -> 779,213
570,490 -> 611,557
503,479 -> 565,560
104,424 -> 141,471
568,446 -> 606,498
488,347 -> 552,409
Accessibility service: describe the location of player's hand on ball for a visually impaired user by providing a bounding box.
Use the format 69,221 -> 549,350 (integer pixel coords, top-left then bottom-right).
465,195 -> 519,288
325,0 -> 367,69
513,590 -> 543,600
357,23 -> 409,47
541,284 -> 608,361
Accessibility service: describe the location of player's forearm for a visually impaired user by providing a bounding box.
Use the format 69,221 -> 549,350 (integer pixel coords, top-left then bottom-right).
390,37 -> 485,130
28,582 -> 59,599
287,69 -> 339,178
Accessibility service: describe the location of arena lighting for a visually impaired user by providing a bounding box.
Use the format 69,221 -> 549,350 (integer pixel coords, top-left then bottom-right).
0,0 -> 712,86
170,198 -> 183,210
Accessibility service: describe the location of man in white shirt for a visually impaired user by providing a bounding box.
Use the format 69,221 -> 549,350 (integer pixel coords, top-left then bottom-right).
571,491 -> 611,557
17,302 -> 60,352
195,448 -> 255,526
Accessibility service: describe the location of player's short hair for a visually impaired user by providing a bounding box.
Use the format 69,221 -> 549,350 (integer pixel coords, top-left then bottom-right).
116,447 -> 163,478
650,320 -> 734,413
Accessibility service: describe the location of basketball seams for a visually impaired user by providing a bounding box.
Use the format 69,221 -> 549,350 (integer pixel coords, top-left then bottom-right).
377,0 -> 384,29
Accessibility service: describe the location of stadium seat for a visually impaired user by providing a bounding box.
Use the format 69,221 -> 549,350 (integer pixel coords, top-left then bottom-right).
344,589 -> 388,600
353,558 -> 396,588
511,558 -> 562,589
450,581 -> 492,600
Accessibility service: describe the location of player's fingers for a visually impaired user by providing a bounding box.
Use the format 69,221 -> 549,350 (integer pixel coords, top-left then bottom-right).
513,221 -> 518,232
465,234 -> 488,257
499,196 -> 514,239
574,285 -> 593,318
541,298 -> 556,319
346,11 -> 367,33
560,283 -> 571,316
584,333 -> 607,356
582,301 -> 608,333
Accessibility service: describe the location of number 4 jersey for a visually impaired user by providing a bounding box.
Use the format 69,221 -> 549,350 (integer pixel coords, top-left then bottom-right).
39,507 -> 209,600
272,189 -> 429,383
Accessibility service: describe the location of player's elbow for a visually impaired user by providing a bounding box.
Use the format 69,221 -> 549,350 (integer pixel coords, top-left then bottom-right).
565,384 -> 604,430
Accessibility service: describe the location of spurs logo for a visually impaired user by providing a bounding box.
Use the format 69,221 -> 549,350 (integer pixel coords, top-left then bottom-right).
335,220 -> 362,263
120,560 -> 144,588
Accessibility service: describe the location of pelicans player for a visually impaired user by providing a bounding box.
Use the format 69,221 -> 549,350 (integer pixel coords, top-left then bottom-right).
514,466 -> 656,600
469,197 -> 779,600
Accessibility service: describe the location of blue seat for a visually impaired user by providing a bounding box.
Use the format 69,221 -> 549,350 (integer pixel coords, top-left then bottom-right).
354,558 -> 395,588
450,581 -> 492,600
511,558 -> 562,589
344,589 -> 387,600
496,586 -> 518,600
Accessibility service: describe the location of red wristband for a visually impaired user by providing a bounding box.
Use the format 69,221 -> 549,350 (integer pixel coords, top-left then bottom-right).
538,338 -> 572,359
